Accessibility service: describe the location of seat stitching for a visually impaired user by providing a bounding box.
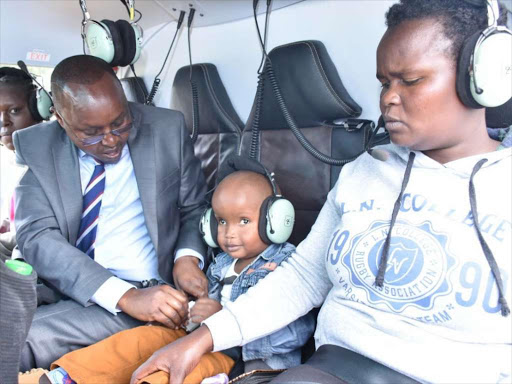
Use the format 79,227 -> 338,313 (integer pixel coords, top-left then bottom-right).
270,41 -> 358,116
306,42 -> 357,115
201,64 -> 243,136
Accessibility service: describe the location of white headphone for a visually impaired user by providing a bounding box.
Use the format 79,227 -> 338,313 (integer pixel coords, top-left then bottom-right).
79,0 -> 143,67
199,156 -> 295,248
457,0 -> 512,108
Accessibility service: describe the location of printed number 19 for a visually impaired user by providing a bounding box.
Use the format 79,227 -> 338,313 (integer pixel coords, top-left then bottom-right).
328,230 -> 349,265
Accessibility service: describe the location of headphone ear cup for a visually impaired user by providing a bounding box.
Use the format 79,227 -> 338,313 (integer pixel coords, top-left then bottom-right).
115,20 -> 137,67
35,88 -> 53,121
85,20 -> 115,64
266,198 -> 295,244
131,23 -> 143,65
101,19 -> 124,67
200,208 -> 219,248
27,88 -> 43,121
258,197 -> 274,245
457,31 -> 483,109
471,31 -> 512,107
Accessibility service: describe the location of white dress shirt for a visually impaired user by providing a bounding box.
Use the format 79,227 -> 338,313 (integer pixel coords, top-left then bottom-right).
78,145 -> 203,314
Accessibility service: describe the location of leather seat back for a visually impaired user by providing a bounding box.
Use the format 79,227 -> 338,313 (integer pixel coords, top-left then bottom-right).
241,40 -> 367,245
172,64 -> 243,190
120,76 -> 147,103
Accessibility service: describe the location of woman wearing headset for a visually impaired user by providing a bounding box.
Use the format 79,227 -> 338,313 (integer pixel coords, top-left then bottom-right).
132,0 -> 510,383
0,67 -> 43,258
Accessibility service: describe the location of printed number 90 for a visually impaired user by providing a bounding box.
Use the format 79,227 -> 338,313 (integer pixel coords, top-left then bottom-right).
455,262 -> 508,314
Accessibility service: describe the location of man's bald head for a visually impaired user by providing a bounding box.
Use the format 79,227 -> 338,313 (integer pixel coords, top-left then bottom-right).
51,55 -> 123,109
50,55 -> 130,164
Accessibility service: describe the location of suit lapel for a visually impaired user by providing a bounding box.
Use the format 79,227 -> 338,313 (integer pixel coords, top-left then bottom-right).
52,129 -> 82,244
128,106 -> 159,252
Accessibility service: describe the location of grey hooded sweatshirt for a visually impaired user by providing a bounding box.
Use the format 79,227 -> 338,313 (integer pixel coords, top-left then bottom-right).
204,129 -> 512,384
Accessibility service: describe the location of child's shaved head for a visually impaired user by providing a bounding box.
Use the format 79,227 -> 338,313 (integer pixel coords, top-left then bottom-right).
212,171 -> 272,208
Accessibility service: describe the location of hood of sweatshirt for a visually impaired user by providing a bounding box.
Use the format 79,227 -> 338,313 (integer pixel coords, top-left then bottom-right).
382,126 -> 512,178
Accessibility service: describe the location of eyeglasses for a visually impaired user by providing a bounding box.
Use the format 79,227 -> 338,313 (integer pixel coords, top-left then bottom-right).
57,110 -> 132,146
77,123 -> 132,146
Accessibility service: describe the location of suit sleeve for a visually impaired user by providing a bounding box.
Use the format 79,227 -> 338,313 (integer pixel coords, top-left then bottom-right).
14,135 -> 113,306
175,114 -> 208,258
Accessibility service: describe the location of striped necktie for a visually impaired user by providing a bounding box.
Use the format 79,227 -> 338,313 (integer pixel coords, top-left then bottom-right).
76,163 -> 105,259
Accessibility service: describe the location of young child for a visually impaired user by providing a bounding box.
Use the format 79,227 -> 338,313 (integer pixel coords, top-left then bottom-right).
36,159 -> 314,384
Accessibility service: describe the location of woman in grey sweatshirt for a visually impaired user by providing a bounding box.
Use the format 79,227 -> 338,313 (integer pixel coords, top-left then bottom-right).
131,1 -> 512,383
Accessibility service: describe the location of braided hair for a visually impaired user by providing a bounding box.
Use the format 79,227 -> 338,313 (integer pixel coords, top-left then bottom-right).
0,67 -> 36,99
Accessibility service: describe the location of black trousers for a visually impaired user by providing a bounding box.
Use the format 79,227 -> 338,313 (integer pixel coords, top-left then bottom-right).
271,345 -> 420,384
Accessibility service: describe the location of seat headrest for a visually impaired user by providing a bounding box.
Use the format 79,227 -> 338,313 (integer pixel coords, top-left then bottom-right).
120,77 -> 147,104
247,40 -> 362,131
171,63 -> 243,135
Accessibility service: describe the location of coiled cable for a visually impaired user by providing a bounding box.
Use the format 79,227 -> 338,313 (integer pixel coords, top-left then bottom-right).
266,60 -> 375,166
145,10 -> 185,105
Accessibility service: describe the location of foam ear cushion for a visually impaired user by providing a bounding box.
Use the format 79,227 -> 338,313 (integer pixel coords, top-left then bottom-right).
259,196 -> 277,245
115,20 -> 137,67
27,89 -> 43,121
209,209 -> 219,247
101,19 -> 124,67
486,97 -> 512,128
456,30 -> 485,109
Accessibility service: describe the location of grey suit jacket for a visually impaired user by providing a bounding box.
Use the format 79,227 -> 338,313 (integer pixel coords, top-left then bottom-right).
13,103 -> 207,306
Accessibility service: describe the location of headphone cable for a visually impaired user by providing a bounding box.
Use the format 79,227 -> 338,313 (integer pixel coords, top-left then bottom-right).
145,10 -> 185,105
249,0 -> 272,158
253,0 -> 272,74
129,64 -> 148,101
188,8 -> 199,143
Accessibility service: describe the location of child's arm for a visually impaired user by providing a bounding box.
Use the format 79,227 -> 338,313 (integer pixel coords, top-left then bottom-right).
190,297 -> 222,323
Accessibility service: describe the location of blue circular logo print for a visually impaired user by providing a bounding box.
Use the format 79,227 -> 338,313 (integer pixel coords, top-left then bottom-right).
342,220 -> 456,312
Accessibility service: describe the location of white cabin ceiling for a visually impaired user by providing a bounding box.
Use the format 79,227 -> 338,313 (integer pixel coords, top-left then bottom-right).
0,0 -> 302,67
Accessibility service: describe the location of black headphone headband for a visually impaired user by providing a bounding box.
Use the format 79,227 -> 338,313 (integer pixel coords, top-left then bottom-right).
0,68 -> 33,84
217,155 -> 279,196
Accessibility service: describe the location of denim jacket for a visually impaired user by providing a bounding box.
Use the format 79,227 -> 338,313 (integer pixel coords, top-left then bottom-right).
207,243 -> 315,369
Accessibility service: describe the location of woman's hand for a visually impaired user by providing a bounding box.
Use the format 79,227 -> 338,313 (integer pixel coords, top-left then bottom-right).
190,297 -> 222,323
130,325 -> 214,384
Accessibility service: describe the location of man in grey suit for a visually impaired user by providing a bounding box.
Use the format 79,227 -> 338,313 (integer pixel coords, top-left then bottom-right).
13,55 -> 209,370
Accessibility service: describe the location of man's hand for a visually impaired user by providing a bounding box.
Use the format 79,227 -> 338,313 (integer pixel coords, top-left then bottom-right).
130,325 -> 214,384
0,219 -> 9,234
117,285 -> 188,329
173,256 -> 208,299
190,298 -> 222,323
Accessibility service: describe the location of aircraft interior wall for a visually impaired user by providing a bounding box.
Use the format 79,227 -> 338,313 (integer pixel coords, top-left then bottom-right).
120,0 -> 395,123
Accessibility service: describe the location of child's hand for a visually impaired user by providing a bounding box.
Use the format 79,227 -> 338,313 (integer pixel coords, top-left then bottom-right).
189,298 -> 222,323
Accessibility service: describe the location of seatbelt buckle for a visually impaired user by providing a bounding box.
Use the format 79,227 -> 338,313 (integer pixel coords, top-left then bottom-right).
140,278 -> 160,288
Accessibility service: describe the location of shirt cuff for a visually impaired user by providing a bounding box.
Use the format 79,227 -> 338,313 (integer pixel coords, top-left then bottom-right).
175,248 -> 205,270
202,308 -> 243,352
90,277 -> 136,315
